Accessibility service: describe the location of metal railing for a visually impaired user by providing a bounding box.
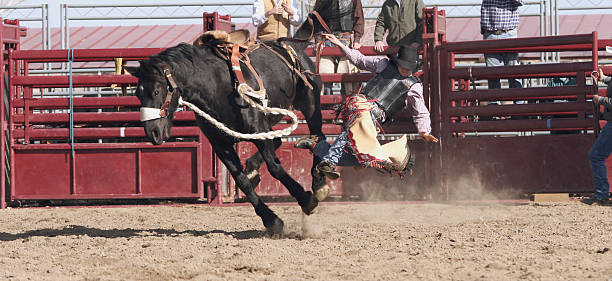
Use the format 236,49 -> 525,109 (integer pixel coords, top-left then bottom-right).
60,2 -> 252,49
0,1 -> 607,51
0,4 -> 48,50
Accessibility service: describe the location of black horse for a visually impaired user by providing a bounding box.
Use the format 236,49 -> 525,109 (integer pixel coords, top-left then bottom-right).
126,15 -> 335,234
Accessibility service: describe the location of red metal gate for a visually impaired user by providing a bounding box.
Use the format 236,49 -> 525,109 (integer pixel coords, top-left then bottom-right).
434,31 -> 612,196
7,47 -> 217,203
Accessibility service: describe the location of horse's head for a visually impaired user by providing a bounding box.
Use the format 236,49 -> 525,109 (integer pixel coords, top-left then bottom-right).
126,61 -> 180,145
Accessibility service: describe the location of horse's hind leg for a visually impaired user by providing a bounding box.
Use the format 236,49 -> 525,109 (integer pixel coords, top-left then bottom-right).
295,82 -> 329,201
253,139 -> 318,215
244,139 -> 283,187
211,140 -> 284,235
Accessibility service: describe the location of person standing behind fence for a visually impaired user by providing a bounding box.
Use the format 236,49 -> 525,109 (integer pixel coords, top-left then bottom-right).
480,0 -> 524,97
252,0 -> 301,40
373,0 -> 425,53
315,0 -> 365,95
582,67 -> 612,205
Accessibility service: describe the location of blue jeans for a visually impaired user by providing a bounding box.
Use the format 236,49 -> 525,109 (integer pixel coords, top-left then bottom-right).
483,29 -> 523,105
314,130 -> 359,167
589,123 -> 612,200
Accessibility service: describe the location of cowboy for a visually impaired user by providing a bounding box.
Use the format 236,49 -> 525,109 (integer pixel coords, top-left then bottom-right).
252,0 -> 301,40
582,53 -> 612,205
314,0 -> 365,96
296,33 -> 438,179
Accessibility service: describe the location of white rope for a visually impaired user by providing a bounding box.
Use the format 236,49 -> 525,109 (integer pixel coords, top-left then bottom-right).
178,89 -> 299,140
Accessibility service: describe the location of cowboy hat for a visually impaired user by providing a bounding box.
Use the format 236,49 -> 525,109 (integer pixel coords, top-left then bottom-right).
388,45 -> 418,72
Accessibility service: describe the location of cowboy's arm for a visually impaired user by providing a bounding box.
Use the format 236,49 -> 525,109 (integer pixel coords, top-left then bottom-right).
288,0 -> 301,26
340,45 -> 387,73
252,0 -> 267,27
405,83 -> 432,135
352,0 -> 365,44
414,0 -> 425,45
374,8 -> 386,43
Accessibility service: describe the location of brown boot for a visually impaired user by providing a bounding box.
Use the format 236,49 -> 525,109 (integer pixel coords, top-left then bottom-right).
294,135 -> 319,151
316,160 -> 340,180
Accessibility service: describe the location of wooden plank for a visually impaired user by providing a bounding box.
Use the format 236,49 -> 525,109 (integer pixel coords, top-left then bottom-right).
533,193 -> 570,203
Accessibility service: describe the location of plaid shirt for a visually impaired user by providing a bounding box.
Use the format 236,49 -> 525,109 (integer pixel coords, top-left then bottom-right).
480,0 -> 525,31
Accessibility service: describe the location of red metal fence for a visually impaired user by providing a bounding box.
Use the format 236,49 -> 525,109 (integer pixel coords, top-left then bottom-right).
434,26 -> 612,197
1,10 -> 611,207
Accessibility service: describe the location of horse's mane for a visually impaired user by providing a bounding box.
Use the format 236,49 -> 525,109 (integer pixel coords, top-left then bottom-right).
142,42 -> 223,76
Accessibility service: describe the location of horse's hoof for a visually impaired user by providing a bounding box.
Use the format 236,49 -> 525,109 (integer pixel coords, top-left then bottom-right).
265,217 -> 284,236
247,170 -> 261,187
314,184 -> 330,201
301,191 -> 319,215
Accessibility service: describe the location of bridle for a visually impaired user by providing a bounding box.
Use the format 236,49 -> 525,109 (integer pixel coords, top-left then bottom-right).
139,67 -> 180,122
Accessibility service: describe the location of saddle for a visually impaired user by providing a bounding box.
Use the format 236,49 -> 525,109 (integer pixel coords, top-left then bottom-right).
193,29 -> 313,107
193,29 -> 254,49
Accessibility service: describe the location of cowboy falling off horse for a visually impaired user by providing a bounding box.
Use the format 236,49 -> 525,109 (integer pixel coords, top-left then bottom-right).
127,6 -> 438,234
295,33 -> 438,180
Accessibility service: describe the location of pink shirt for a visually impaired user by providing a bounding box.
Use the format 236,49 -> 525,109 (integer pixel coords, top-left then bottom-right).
341,46 -> 432,134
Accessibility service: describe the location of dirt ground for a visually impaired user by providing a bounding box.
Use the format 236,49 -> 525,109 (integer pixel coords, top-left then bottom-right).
0,201 -> 611,281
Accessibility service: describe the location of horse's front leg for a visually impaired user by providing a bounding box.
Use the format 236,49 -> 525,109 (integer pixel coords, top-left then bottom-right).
253,139 -> 318,215
211,140 -> 284,235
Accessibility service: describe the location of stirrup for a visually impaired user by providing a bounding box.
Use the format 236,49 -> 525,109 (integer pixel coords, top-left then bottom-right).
294,135 -> 319,151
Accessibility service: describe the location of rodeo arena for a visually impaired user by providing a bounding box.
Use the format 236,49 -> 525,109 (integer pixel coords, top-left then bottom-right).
0,0 -> 612,280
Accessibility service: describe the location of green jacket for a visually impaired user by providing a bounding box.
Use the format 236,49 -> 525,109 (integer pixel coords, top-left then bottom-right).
374,0 -> 425,46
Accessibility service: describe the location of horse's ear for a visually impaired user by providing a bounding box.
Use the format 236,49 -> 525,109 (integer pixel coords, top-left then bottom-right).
125,66 -> 140,77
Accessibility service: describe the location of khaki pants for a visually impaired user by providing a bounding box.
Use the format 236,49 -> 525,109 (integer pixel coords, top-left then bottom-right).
319,56 -> 361,95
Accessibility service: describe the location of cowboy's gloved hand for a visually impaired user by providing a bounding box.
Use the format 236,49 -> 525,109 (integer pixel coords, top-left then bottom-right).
594,95 -> 601,104
419,132 -> 439,143
265,7 -> 283,17
281,3 -> 295,16
374,41 -> 385,53
322,34 -> 343,47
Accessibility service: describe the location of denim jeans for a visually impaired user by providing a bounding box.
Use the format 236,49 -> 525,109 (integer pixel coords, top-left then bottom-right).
314,130 -> 359,167
483,29 -> 523,105
588,123 -> 612,200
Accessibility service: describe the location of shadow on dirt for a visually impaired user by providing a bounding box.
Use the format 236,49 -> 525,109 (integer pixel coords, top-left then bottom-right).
0,225 -> 267,241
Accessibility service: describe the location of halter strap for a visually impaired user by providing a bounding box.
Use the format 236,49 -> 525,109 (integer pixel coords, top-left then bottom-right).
140,67 -> 180,121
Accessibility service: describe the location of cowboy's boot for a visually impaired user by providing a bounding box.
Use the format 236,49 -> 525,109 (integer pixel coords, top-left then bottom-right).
316,160 -> 340,180
294,135 -> 320,151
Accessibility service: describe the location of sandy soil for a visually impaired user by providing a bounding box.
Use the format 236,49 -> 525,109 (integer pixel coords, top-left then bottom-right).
0,201 -> 611,281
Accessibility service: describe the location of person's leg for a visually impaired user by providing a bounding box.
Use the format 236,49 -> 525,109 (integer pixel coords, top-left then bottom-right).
337,57 -> 360,96
504,52 -> 523,89
321,130 -> 350,166
483,31 -> 503,92
484,52 -> 502,90
588,123 -> 612,200
319,56 -> 336,95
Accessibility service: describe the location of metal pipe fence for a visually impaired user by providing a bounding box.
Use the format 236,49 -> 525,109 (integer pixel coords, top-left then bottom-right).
0,4 -> 48,50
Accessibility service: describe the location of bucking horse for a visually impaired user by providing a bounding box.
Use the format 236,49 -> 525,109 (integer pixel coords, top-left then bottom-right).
126,11 -> 337,235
